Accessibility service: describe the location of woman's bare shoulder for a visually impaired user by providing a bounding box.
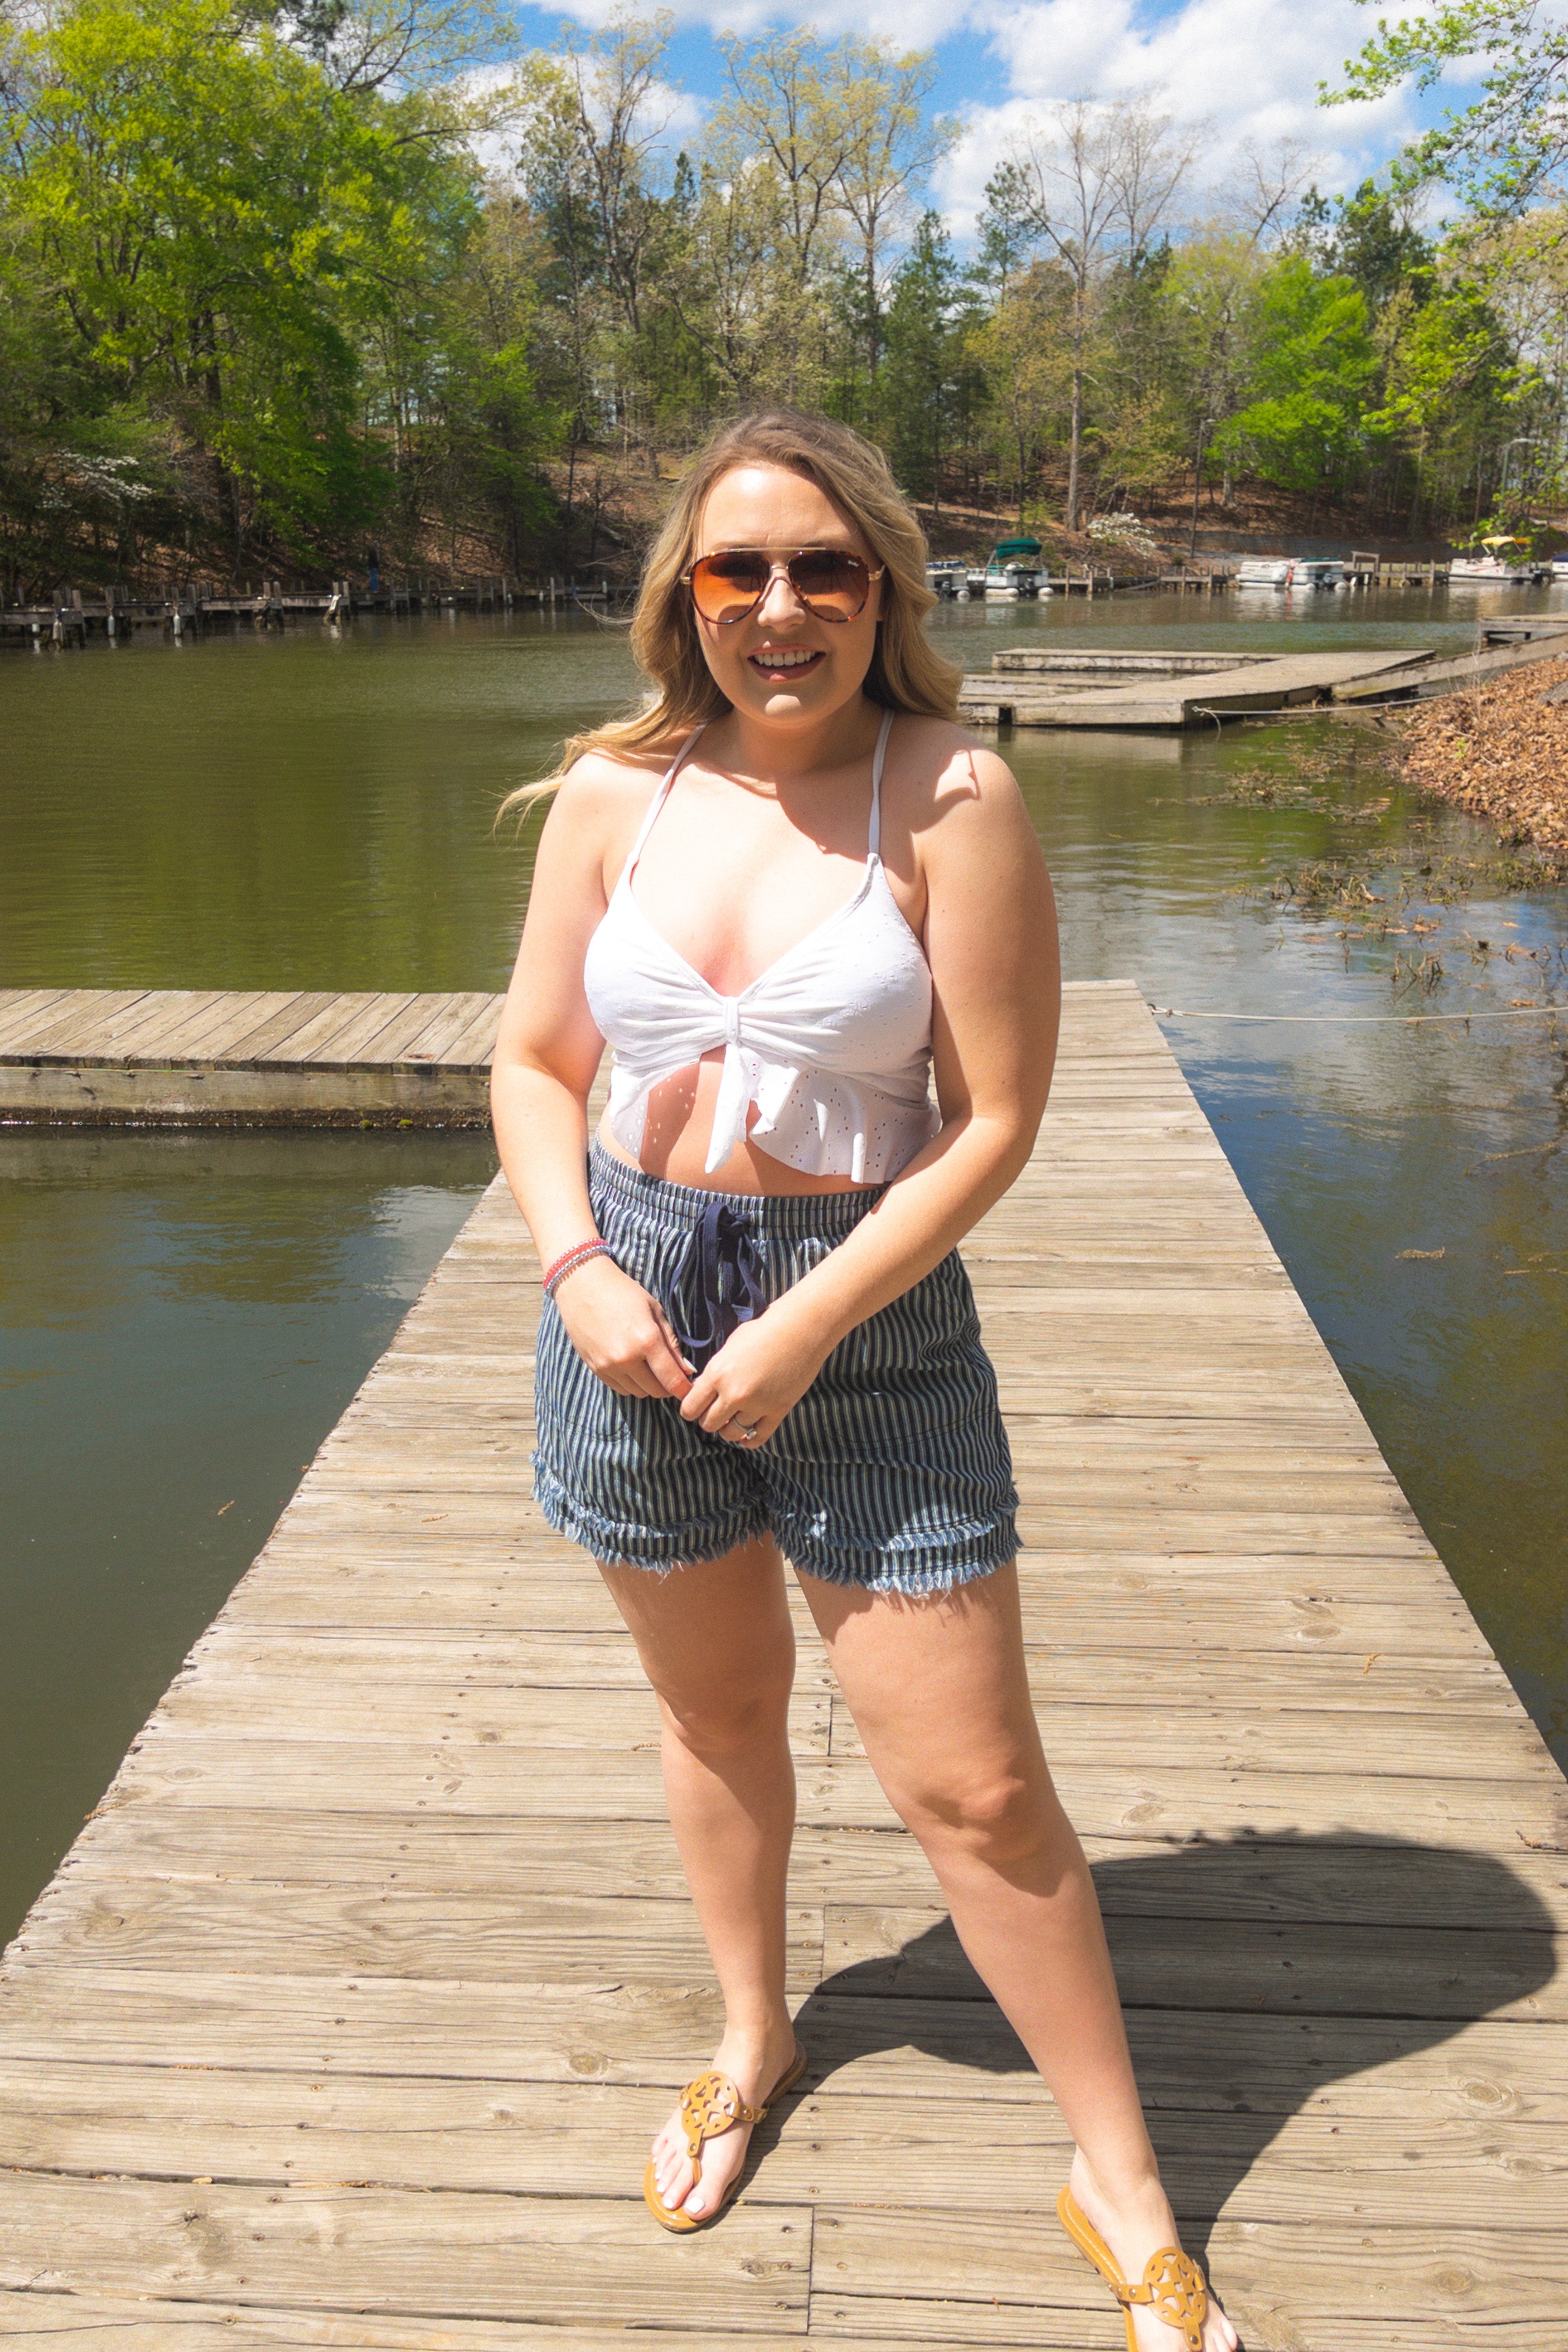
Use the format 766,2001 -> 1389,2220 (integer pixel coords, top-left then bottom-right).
543,743 -> 680,842
888,714 -> 1024,829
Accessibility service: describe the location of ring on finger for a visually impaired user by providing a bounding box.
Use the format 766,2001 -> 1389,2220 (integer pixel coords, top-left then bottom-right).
729,1418 -> 760,1442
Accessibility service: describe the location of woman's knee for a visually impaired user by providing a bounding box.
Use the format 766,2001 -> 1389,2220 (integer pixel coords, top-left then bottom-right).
890,1752 -> 1059,1869
656,1663 -> 794,1760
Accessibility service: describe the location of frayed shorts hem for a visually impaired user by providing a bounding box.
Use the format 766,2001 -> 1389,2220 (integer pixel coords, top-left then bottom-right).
535,1462 -> 1016,1593
781,1523 -> 1017,1594
534,1463 -> 770,1575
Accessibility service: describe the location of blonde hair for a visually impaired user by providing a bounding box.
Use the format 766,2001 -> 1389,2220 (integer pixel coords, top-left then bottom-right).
502,411 -> 961,812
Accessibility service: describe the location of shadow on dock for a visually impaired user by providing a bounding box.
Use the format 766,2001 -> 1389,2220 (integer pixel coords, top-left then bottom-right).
779,1827 -> 1558,2259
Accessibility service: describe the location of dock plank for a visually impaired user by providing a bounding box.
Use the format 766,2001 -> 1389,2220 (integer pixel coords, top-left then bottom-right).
0,986 -> 503,1121
1,982 -> 1562,2348
3,2062 -> 1564,2223
50,1807 -> 1568,1930
0,987 -> 76,1052
3,987 -> 155,1055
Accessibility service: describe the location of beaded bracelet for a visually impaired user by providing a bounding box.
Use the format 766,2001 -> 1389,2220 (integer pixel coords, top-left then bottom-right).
542,1239 -> 612,1298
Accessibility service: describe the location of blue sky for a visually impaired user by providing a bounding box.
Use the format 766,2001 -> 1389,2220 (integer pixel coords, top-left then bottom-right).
498,0 -> 1484,236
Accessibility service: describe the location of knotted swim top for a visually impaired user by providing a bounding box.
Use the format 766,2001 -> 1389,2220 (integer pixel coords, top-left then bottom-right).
583,708 -> 939,1182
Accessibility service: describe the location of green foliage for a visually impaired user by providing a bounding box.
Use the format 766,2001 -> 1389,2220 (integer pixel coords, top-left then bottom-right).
0,0 -> 556,586
1324,0 -> 1568,213
1215,257 -> 1380,490
3,1 -> 1568,589
13,0 -> 426,546
880,214 -> 977,500
1313,182 -> 1436,312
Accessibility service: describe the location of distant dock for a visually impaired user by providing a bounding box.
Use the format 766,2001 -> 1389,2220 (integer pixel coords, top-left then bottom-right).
0,574 -> 631,645
1,978 -> 1563,2345
958,624 -> 1568,730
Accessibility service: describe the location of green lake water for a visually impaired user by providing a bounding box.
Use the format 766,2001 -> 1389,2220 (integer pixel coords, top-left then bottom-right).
2,587 -> 1565,1941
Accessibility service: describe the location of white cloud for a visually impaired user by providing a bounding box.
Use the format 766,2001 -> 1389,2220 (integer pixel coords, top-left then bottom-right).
461,62 -> 707,183
932,0 -> 1436,234
495,0 -> 1484,228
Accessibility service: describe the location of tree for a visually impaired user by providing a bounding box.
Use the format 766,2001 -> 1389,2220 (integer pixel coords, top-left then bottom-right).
700,31 -> 953,418
1000,98 -> 1196,528
881,210 -> 973,503
1370,268 -> 1523,529
1160,232 -> 1268,510
258,0 -> 515,98
970,260 -> 1073,526
1223,136 -> 1320,250
830,41 -> 956,389
6,0 -> 461,560
673,152 -> 797,407
714,31 -> 850,294
513,10 -> 678,479
397,187 -> 559,572
1215,255 -> 1379,500
1318,181 -> 1436,313
1324,0 -> 1568,214
1457,208 -> 1568,510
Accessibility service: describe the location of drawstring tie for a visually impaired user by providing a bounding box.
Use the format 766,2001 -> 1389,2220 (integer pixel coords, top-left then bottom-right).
670,1199 -> 766,1375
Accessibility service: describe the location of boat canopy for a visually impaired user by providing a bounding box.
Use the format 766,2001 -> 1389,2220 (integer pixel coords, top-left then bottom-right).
992,537 -> 1042,559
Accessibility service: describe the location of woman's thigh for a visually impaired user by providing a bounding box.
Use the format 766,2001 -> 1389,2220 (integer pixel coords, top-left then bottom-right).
796,1559 -> 1055,1824
599,1534 -> 797,1736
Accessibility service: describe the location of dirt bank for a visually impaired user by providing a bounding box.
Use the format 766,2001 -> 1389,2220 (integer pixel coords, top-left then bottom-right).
1396,658 -> 1568,859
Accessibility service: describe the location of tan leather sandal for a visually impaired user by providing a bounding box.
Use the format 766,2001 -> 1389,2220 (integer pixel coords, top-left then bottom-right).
1058,2186 -> 1210,2351
643,2043 -> 808,2233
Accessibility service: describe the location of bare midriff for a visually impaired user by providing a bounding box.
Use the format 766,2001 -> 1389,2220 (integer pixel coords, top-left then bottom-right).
595,1050 -> 873,1197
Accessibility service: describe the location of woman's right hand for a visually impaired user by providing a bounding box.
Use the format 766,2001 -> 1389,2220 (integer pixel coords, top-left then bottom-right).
551,1257 -> 694,1400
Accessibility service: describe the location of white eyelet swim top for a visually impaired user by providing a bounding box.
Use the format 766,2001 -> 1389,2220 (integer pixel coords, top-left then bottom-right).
583,708 -> 941,1183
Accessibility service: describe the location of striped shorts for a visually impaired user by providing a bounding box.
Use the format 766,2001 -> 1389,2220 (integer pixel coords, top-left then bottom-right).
532,1146 -> 1018,1593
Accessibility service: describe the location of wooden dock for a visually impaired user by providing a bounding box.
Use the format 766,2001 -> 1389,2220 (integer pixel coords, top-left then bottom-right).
957,647 -> 1439,730
954,626 -> 1568,731
1333,620 -> 1568,705
2,978 -> 1565,2346
0,989 -> 502,1124
0,575 -> 623,644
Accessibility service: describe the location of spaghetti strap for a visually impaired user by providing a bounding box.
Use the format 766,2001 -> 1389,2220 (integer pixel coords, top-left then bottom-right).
621,726 -> 707,885
867,709 -> 895,859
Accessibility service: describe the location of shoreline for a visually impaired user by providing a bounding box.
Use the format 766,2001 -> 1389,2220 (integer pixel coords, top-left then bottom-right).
1394,655 -> 1568,865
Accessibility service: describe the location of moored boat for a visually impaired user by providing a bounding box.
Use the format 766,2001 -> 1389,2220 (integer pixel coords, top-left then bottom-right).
974,536 -> 1047,597
1237,556 -> 1345,590
1448,536 -> 1540,585
925,559 -> 968,599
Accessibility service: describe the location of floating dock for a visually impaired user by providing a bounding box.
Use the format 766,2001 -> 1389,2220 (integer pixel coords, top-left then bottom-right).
2,978 -> 1563,2346
958,625 -> 1568,728
957,648 -> 1438,729
0,989 -> 501,1125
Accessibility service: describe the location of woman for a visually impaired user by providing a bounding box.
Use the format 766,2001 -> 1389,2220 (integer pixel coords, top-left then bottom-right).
491,412 -> 1235,2352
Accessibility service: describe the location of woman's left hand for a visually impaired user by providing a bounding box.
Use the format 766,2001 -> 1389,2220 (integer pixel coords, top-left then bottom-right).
678,1302 -> 830,1447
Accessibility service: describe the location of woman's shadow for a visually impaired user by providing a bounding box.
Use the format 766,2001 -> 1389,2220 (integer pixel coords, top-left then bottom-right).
778,1827 -> 1558,2292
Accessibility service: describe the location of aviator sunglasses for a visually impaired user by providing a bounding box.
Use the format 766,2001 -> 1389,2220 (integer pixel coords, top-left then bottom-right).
683,546 -> 884,626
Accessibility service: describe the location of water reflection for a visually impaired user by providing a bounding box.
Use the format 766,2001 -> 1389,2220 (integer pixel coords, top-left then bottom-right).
0,599 -> 1562,1908
0,1130 -> 495,1941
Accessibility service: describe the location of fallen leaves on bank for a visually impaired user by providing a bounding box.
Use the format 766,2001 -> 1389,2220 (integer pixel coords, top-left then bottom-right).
1395,658 -> 1568,861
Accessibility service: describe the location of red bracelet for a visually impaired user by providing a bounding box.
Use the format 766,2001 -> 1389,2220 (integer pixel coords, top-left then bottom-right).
542,1239 -> 612,1297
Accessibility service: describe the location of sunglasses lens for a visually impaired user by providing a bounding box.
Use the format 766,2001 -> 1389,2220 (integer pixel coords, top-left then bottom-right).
690,549 -> 874,623
690,552 -> 770,622
791,549 -> 869,618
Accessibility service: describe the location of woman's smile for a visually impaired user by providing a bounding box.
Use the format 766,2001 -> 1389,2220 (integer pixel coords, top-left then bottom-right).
748,644 -> 827,681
